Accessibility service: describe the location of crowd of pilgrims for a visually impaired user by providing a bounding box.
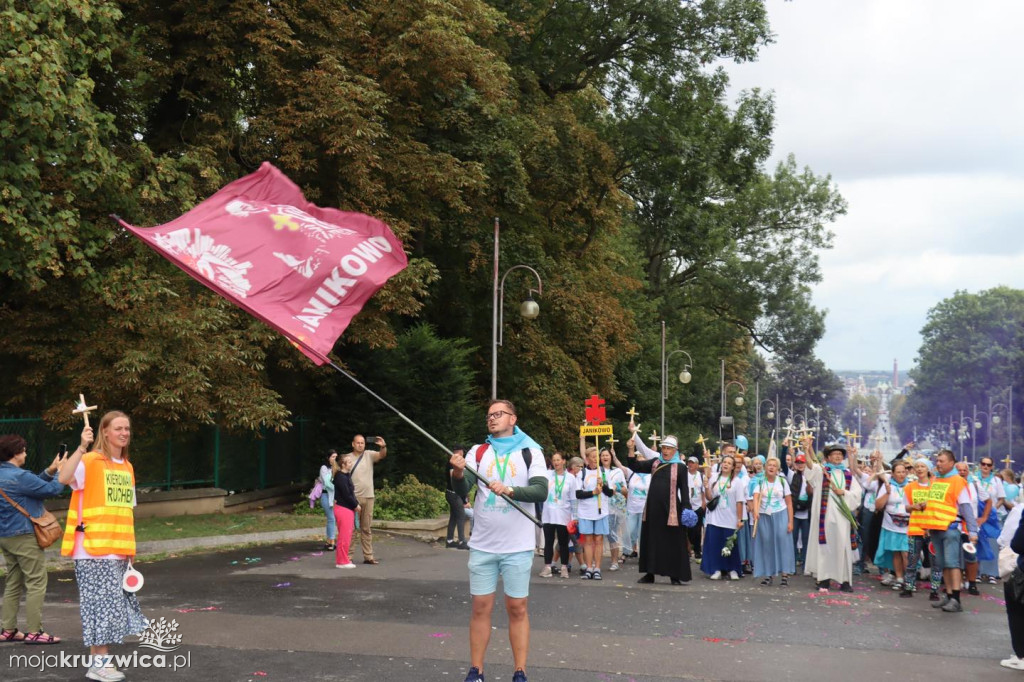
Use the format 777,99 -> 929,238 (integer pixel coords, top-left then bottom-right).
535,426 -> 1023,610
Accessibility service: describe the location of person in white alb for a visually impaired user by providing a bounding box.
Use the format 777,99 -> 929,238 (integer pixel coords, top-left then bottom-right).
450,400 -> 548,682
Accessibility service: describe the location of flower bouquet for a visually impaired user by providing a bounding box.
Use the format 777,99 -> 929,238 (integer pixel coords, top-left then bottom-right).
680,508 -> 699,528
722,531 -> 738,557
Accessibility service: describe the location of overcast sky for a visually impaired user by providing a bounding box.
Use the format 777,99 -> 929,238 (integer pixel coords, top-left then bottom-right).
726,0 -> 1024,372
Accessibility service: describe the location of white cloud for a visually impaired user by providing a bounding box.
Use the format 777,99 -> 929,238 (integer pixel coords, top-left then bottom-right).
725,0 -> 1024,369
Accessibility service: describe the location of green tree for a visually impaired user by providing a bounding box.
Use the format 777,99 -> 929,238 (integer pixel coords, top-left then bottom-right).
902,287 -> 1024,454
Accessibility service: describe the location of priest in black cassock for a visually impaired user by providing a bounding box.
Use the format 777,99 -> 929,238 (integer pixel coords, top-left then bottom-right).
626,422 -> 691,585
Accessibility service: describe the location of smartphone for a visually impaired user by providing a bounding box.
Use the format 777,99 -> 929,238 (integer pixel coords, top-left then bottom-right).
367,436 -> 380,445
58,443 -> 68,457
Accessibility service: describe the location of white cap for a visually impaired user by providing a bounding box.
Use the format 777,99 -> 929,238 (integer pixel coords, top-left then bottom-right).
661,435 -> 679,449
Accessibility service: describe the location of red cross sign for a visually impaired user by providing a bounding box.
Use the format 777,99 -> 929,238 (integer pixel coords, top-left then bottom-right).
584,394 -> 607,425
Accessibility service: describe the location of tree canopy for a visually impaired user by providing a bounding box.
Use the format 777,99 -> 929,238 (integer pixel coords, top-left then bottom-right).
1,0 -> 846,480
896,287 -> 1023,454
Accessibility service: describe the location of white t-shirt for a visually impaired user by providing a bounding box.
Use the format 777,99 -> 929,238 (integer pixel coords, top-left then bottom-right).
687,470 -> 705,510
466,444 -> 547,554
577,467 -> 617,520
786,469 -> 812,520
542,470 -> 577,526
71,458 -> 137,561
876,478 -> 910,533
626,471 -> 651,514
975,476 -> 1006,505
606,468 -> 628,514
999,504 -> 1024,548
857,472 -> 878,511
706,474 -> 747,529
753,476 -> 790,516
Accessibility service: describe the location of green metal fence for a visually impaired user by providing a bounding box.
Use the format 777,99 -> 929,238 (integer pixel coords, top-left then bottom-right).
0,416 -> 318,493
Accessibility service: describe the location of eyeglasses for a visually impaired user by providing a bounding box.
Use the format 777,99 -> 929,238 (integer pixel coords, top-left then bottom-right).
486,411 -> 511,422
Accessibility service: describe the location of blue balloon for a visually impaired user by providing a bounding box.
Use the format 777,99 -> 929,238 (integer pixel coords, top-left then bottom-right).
735,435 -> 749,451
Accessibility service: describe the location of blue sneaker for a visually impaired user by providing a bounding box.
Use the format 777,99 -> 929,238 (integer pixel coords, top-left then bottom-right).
513,670 -> 527,682
464,667 -> 484,682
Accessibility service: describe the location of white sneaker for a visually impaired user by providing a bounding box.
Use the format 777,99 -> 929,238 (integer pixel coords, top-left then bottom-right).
609,562 -> 620,571
880,573 -> 894,586
709,571 -> 722,580
336,563 -> 356,569
728,571 -> 740,580
86,665 -> 126,682
560,565 -> 570,579
1000,656 -> 1024,670
539,565 -> 553,578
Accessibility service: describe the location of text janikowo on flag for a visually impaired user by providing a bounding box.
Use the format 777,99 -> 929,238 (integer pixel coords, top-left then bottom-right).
118,162 -> 408,364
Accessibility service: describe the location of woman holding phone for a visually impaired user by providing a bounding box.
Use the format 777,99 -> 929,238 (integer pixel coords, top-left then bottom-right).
0,435 -> 79,644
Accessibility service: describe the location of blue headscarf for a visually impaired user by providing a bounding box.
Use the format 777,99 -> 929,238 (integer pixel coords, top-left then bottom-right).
486,426 -> 543,456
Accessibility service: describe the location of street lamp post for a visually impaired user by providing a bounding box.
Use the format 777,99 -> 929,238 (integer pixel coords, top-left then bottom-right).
990,386 -> 1015,461
756,396 -> 777,456
991,392 -> 1010,462
491,218 -> 543,400
853,408 -> 867,448
659,320 -> 693,437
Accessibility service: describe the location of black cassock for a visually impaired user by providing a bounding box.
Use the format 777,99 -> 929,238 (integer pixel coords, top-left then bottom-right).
628,457 -> 691,581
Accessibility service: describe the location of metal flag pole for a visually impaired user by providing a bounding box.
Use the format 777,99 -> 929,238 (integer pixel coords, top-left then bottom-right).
326,359 -> 541,527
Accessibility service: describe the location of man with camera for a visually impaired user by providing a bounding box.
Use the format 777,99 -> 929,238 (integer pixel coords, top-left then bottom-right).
344,434 -> 387,565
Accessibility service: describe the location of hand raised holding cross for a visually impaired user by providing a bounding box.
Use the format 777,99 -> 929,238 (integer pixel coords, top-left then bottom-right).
72,394 -> 98,427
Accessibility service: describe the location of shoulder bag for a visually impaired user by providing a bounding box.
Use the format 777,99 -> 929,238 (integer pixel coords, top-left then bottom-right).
0,488 -> 63,549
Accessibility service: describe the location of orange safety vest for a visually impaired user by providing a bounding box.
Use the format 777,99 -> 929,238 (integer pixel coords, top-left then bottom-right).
915,474 -> 967,532
905,481 -> 938,537
60,452 -> 136,557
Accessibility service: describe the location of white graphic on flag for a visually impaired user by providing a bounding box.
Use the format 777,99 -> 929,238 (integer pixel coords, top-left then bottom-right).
154,228 -> 253,298
272,252 -> 318,278
225,200 -> 357,241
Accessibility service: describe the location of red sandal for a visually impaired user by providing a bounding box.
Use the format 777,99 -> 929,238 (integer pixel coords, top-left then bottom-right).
0,629 -> 25,643
23,631 -> 61,645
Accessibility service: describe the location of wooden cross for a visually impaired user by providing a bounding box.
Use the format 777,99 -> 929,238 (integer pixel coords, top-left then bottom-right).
1003,454 -> 1015,467
626,405 -> 640,421
648,430 -> 661,448
606,435 -> 618,450
72,393 -> 98,427
696,433 -> 708,448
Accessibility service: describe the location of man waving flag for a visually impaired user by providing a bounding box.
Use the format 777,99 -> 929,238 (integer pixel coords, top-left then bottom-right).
118,162 -> 408,364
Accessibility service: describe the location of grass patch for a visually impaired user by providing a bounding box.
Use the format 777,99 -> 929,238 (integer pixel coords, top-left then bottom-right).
134,512 -> 324,542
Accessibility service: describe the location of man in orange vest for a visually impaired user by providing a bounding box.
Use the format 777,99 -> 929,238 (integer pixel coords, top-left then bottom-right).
921,449 -> 979,613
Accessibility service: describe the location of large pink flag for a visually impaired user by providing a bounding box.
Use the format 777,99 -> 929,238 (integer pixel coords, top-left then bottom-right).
119,162 -> 408,364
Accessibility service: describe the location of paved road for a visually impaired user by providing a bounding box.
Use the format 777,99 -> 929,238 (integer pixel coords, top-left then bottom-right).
3,534 -> 1015,681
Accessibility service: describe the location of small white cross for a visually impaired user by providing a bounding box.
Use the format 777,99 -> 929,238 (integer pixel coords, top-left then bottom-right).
72,393 -> 98,427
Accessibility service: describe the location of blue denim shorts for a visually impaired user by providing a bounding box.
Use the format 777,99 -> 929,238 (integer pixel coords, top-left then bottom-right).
579,517 -> 610,536
468,549 -> 534,598
930,526 -> 963,571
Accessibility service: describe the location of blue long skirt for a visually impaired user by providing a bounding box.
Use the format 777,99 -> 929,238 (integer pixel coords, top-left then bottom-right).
752,512 -> 795,577
701,524 -> 743,575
